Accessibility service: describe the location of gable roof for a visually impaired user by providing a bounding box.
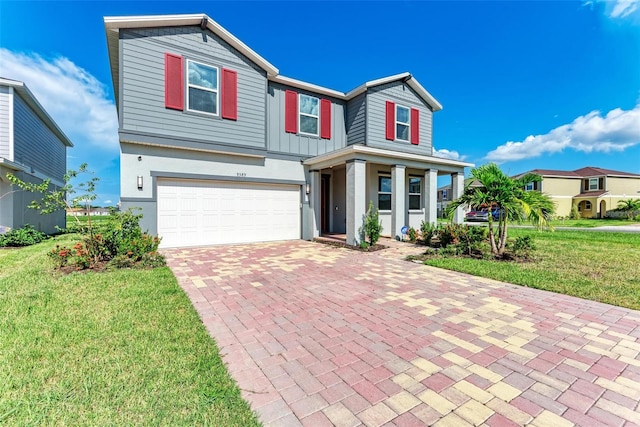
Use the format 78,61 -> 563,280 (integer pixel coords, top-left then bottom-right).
0,77 -> 73,147
104,14 -> 443,112
515,167 -> 640,179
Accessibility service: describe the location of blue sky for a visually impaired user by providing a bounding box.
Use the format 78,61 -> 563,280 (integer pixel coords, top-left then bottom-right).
1,1 -> 639,205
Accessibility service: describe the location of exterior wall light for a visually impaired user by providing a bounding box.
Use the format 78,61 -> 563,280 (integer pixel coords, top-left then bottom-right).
137,176 -> 143,190
305,183 -> 310,195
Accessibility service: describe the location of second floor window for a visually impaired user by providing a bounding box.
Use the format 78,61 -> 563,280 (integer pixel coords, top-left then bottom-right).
396,105 -> 410,142
589,178 -> 599,191
442,189 -> 448,200
299,94 -> 319,136
187,60 -> 219,115
409,177 -> 421,209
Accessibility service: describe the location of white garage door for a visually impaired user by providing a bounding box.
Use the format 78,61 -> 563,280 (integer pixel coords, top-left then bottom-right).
157,178 -> 301,248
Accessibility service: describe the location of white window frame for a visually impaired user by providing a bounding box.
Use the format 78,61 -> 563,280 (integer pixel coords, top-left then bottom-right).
442,189 -> 448,200
525,182 -> 534,191
186,59 -> 219,116
588,178 -> 599,191
395,104 -> 410,142
408,177 -> 422,210
298,94 -> 319,137
585,201 -> 592,210
378,175 -> 392,211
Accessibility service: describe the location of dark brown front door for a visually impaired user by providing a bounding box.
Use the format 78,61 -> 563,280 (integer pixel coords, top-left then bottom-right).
321,174 -> 331,233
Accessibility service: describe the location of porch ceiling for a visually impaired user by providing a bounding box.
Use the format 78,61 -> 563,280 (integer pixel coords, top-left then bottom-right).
304,144 -> 473,173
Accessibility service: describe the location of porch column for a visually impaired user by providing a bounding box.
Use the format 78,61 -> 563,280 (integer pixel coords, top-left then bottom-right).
391,165 -> 406,239
346,159 -> 366,245
424,168 -> 438,224
309,169 -> 321,238
451,172 -> 465,223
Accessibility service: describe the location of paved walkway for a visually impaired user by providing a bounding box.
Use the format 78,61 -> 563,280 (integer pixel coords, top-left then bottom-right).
164,241 -> 640,426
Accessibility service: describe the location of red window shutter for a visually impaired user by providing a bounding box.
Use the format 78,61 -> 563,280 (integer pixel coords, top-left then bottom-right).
221,68 -> 238,120
285,90 -> 298,133
385,101 -> 395,140
411,108 -> 420,145
320,99 -> 332,139
164,53 -> 184,110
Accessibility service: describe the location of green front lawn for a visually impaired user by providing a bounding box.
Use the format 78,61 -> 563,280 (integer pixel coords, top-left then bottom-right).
425,229 -> 640,310
550,218 -> 637,228
0,235 -> 259,426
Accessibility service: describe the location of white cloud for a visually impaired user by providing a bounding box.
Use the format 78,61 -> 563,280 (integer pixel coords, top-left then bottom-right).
611,0 -> 639,18
0,49 -> 118,152
104,200 -> 112,205
486,103 -> 640,162
433,148 -> 466,161
586,0 -> 640,19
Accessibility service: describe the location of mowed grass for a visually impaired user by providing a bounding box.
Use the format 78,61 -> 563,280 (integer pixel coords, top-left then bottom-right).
550,218 -> 637,228
0,235 -> 259,426
425,228 -> 640,310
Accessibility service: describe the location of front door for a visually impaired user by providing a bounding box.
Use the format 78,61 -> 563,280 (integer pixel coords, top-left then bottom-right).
321,174 -> 331,233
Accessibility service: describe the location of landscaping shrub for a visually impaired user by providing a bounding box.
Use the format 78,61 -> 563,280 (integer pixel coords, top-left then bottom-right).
407,226 -> 417,243
47,209 -> 164,270
438,223 -> 465,247
361,201 -> 383,246
0,225 -> 47,247
509,235 -> 536,259
420,221 -> 438,246
569,204 -> 580,220
456,225 -> 488,256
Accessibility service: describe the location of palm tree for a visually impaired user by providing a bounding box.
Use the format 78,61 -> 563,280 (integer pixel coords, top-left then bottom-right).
616,199 -> 640,220
446,163 -> 555,255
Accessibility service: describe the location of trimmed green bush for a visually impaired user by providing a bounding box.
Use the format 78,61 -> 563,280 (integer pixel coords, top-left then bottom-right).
0,225 -> 47,247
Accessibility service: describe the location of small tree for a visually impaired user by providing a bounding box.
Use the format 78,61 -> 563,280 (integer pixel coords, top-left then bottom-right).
446,163 -> 555,256
569,203 -> 580,220
5,163 -> 99,231
361,201 -> 383,246
616,199 -> 640,220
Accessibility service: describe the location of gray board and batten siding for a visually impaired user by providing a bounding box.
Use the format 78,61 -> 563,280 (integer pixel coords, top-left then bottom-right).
346,91 -> 366,146
0,86 -> 10,159
119,26 -> 267,150
267,82 -> 346,157
367,81 -> 434,156
13,93 -> 66,181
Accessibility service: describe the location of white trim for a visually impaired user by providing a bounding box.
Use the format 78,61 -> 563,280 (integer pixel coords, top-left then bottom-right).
104,14 -> 279,77
186,59 -> 220,116
298,93 -> 319,137
0,158 -> 65,187
588,177 -> 599,191
271,75 -> 344,99
303,144 -> 474,168
395,104 -> 410,142
8,86 -> 14,162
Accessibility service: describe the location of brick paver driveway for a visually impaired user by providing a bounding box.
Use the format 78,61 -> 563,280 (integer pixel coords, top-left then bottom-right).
164,241 -> 640,426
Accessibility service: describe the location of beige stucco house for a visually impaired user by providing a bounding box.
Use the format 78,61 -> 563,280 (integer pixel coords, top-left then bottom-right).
514,167 -> 640,218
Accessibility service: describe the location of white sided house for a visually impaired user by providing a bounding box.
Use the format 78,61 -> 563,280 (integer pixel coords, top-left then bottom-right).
0,78 -> 72,234
105,14 -> 472,248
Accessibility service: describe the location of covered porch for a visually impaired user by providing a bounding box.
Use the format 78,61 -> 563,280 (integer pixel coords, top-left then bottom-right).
304,145 -> 472,245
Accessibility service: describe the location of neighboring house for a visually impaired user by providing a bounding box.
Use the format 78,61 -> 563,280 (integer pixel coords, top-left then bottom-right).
514,167 -> 640,218
437,179 -> 481,217
0,78 -> 73,234
104,14 -> 472,248
67,207 -> 111,217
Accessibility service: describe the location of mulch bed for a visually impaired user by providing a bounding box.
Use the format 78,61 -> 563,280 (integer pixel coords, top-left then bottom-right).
313,238 -> 388,252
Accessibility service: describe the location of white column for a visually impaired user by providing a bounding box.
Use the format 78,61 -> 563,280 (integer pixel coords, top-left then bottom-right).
391,165 -> 406,240
451,172 -> 465,223
346,159 -> 366,245
424,168 -> 438,224
309,170 -> 321,238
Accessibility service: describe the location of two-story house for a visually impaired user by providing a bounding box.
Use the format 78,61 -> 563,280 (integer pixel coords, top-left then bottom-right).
0,78 -> 72,234
515,167 -> 640,218
105,14 -> 472,248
